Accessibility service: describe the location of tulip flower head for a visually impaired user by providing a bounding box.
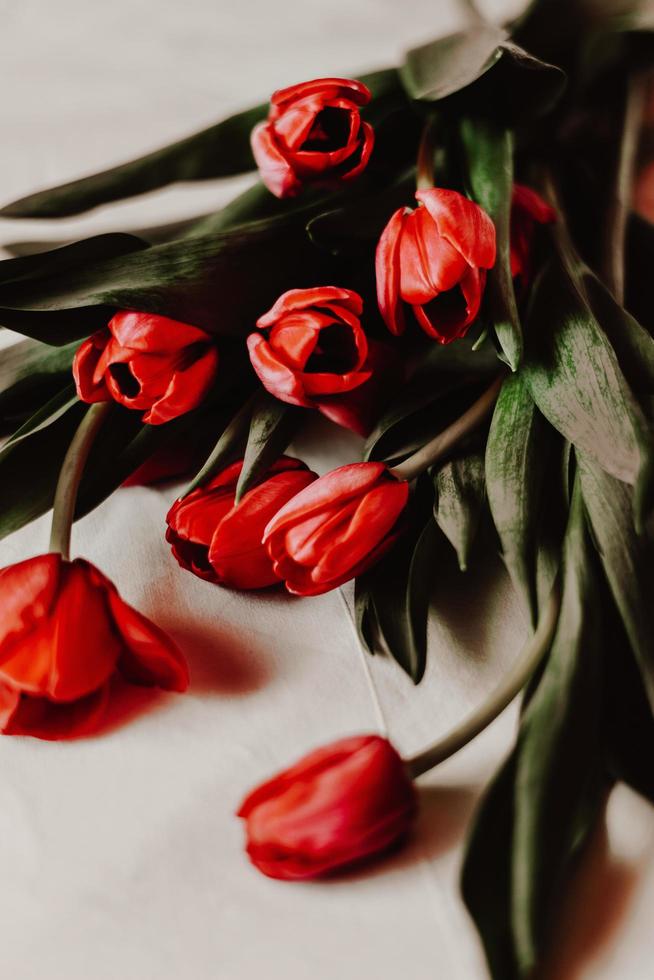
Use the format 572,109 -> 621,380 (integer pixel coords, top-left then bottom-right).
238,734 -> 417,880
251,78 -> 374,198
376,187 -> 496,344
73,311 -> 219,425
166,457 -> 317,590
0,554 -> 188,739
248,287 -> 381,434
263,462 -> 409,596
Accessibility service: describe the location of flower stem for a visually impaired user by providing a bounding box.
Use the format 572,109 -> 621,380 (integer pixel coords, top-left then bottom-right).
404,577 -> 561,780
49,402 -> 112,560
603,70 -> 645,305
416,116 -> 438,191
390,374 -> 504,482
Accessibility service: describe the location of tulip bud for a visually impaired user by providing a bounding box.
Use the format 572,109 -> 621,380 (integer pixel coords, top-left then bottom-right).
248,287 -> 378,434
0,554 -> 188,739
73,311 -> 219,425
376,187 -> 496,344
263,461 -> 409,596
238,734 -> 416,880
251,78 -> 374,198
166,457 -> 317,590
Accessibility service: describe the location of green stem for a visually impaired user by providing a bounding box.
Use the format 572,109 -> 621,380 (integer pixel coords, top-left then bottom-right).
416,116 -> 438,191
49,402 -> 112,560
390,374 -> 504,482
603,71 -> 645,305
404,577 -> 561,779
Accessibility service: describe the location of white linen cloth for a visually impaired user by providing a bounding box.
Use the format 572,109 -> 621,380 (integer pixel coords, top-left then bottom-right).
0,1 -> 653,977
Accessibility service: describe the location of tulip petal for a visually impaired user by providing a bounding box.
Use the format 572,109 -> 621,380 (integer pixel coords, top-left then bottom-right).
247,334 -> 310,406
0,682 -> 110,740
376,208 -> 407,336
256,287 -> 362,329
0,554 -> 61,659
251,122 -> 301,199
0,559 -> 122,702
109,311 -> 212,352
270,78 -> 371,112
263,462 -> 388,539
417,188 -> 496,270
340,122 -> 375,182
301,369 -> 371,398
312,481 -> 409,583
208,469 -> 317,589
512,184 -> 556,224
143,347 -> 219,425
73,333 -> 111,403
107,591 -> 189,692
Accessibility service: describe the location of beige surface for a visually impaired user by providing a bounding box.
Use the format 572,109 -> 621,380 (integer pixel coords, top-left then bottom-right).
1,1 -> 653,978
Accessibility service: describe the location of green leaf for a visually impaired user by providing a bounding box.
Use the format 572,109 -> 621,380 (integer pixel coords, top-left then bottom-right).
604,606 -> 654,805
235,393 -> 301,502
364,337 -> 498,464
0,388 -> 85,541
462,483 -> 606,979
0,233 -> 148,287
0,338 -> 77,423
461,754 -> 519,979
578,452 -> 654,710
523,257 -> 653,510
183,396 -> 255,496
0,215 -> 326,344
432,452 -> 485,571
0,68 -> 404,220
355,492 -> 443,683
511,486 -> 605,974
485,372 -> 559,622
461,119 -> 521,370
400,25 -> 565,122
582,269 -> 654,403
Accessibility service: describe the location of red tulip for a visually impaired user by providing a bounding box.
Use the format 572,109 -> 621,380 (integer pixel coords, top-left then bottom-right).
166,457 -> 317,590
376,187 -> 496,344
251,78 -> 374,199
0,554 -> 188,740
237,734 -> 417,880
510,184 -> 556,287
73,311 -> 219,425
263,462 -> 409,596
247,287 -> 377,434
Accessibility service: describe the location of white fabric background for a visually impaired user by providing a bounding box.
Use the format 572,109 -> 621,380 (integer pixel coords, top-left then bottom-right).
1,1 -> 653,977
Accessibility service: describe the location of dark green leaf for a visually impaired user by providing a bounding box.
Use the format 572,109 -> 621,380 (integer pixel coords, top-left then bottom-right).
462,483 -> 606,979
578,452 -> 654,710
523,257 -> 653,513
364,337 -> 498,464
604,605 -> 654,805
0,233 -> 147,287
432,452 -> 485,571
0,338 -> 77,422
400,26 -> 565,122
461,119 -> 521,370
0,388 -> 85,541
485,372 -> 558,622
511,485 -> 605,974
235,394 -> 302,502
355,496 -> 443,683
183,396 -> 256,496
461,754 -> 519,980
582,269 -> 654,403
